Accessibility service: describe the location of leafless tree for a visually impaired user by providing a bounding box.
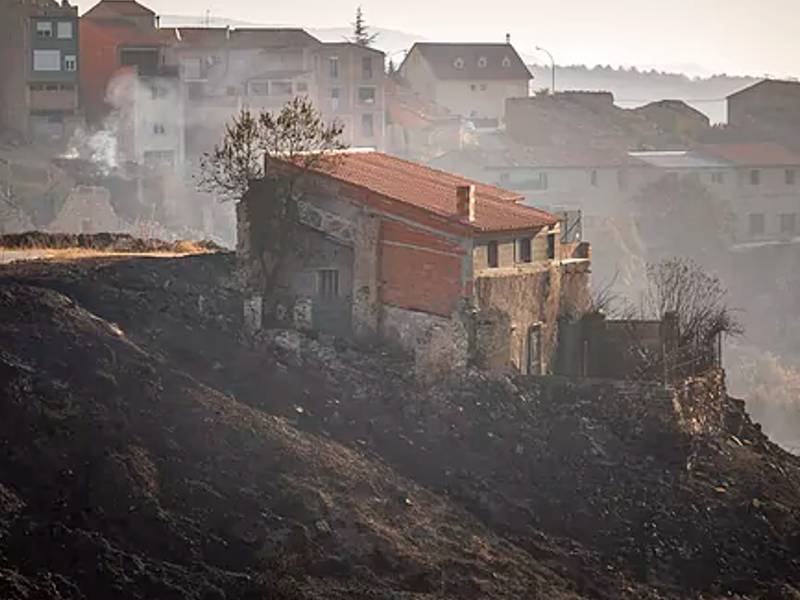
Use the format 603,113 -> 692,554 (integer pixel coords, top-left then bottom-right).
198,97 -> 347,293
197,97 -> 346,202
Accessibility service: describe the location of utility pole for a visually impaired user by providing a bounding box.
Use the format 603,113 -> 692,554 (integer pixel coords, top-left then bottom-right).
535,46 -> 556,94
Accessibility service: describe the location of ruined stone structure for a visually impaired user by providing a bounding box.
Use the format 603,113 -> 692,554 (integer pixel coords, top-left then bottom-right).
238,150 -> 591,378
49,186 -> 127,234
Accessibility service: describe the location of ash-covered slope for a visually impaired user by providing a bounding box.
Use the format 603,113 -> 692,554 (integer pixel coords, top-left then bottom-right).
1,251 -> 799,599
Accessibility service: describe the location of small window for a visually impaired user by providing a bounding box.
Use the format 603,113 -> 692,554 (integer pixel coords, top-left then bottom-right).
330,87 -> 340,110
64,55 -> 77,72
153,123 -> 166,135
296,81 -> 308,93
150,85 -> 167,99
547,231 -> 556,260
590,170 -> 598,186
318,269 -> 339,299
780,213 -> 797,235
358,87 -> 376,104
711,171 -> 725,184
786,169 -> 796,185
516,237 -> 533,263
248,81 -> 268,96
57,21 -> 73,39
502,56 -> 512,68
362,56 -> 373,79
36,21 -> 53,38
749,213 -> 765,236
33,50 -> 60,71
470,84 -> 477,92
750,169 -> 761,185
478,56 -> 487,68
329,56 -> 339,78
361,113 -> 374,138
479,83 -> 487,91
487,241 -> 499,268
270,81 -> 292,96
454,57 -> 464,69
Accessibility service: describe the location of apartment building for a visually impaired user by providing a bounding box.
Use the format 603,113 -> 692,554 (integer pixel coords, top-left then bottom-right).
0,0 -> 80,142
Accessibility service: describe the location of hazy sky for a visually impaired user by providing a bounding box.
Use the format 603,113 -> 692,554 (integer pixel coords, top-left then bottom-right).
75,0 -> 799,77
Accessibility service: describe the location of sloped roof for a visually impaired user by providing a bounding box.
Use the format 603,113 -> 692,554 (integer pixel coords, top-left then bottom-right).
402,43 -> 531,81
695,142 -> 800,167
727,78 -> 800,99
227,28 -> 321,49
283,151 -> 557,233
636,99 -> 710,122
82,0 -> 155,19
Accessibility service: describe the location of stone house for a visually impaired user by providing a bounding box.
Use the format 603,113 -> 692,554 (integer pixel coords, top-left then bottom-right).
237,150 -> 591,377
397,42 -> 531,127
634,99 -> 711,142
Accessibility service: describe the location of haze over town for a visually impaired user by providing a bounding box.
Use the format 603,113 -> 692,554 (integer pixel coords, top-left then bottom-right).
3,0 -> 800,598
73,0 -> 800,77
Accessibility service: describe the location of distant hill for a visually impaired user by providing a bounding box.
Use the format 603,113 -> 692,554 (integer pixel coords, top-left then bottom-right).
158,15 -> 764,124
527,64 -> 762,124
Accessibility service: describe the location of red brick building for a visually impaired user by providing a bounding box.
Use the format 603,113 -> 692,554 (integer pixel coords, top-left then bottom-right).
238,151 -> 591,377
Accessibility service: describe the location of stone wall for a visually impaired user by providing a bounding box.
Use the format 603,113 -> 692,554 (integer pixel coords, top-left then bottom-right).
381,304 -> 469,383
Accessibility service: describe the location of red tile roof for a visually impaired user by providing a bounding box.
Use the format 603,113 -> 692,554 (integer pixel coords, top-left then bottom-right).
696,142 -> 800,167
287,151 -> 559,234
83,0 -> 155,18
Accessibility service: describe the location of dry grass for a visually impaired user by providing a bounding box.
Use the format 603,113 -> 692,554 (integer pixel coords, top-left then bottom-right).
0,245 -> 215,264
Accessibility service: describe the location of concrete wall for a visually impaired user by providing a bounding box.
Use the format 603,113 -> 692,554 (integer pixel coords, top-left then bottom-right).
434,80 -> 529,122
472,226 -> 556,272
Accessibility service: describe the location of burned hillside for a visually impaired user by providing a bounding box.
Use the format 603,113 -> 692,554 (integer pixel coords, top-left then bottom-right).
0,250 -> 798,599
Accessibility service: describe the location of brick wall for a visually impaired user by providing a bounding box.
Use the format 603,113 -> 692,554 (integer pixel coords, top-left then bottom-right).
379,219 -> 466,317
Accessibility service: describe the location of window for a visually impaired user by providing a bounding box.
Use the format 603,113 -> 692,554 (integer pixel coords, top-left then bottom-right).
361,113 -> 374,138
57,21 -> 73,39
502,56 -> 512,68
454,57 -> 464,69
750,169 -> 761,185
487,241 -> 499,268
153,123 -> 166,135
296,81 -> 308,93
330,87 -> 340,110
780,213 -> 797,235
547,231 -> 557,260
248,81 -> 268,96
36,21 -> 53,38
64,55 -> 76,72
786,169 -> 796,185
150,85 -> 167,99
329,56 -> 339,78
478,56 -> 487,68
358,87 -> 376,104
362,56 -> 373,79
318,269 -> 339,299
711,171 -> 725,184
479,84 -> 487,91
590,170 -> 598,186
470,84 -> 477,92
516,237 -> 533,263
617,169 -> 629,191
270,81 -> 292,96
33,50 -> 60,71
181,57 -> 202,80
749,213 -> 765,236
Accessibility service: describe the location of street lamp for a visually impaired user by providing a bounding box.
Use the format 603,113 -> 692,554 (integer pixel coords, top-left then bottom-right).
535,46 -> 556,94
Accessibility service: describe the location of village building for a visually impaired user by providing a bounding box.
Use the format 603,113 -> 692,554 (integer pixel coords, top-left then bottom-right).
237,151 -> 591,377
397,42 -> 531,127
0,0 -> 81,143
80,0 -> 388,171
633,99 -> 711,142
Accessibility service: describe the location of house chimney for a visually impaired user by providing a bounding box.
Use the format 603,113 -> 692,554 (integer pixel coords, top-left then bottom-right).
505,33 -> 511,44
456,185 -> 476,222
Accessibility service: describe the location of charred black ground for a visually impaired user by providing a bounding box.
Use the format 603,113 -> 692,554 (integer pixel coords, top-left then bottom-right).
0,250 -> 798,599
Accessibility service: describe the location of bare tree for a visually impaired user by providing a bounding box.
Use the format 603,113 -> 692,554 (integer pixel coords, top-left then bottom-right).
197,97 -> 346,202
197,97 -> 347,292
641,257 -> 742,374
